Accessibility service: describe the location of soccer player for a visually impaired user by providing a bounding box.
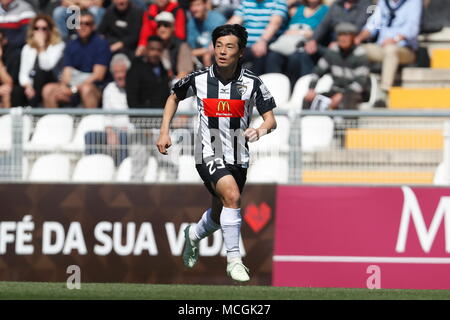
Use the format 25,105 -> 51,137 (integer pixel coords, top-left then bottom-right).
156,24 -> 277,282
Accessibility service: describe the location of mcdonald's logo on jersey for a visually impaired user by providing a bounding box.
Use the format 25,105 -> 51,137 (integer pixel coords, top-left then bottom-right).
203,98 -> 245,117
217,101 -> 230,112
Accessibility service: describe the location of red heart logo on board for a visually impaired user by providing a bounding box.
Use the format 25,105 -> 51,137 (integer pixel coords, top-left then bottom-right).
244,202 -> 272,233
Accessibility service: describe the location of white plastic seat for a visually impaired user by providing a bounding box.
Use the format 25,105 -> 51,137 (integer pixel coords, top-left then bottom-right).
25,114 -> 73,152
177,155 -> 201,182
144,156 -> 158,182
250,115 -> 290,154
433,162 -> 450,185
248,156 -> 289,183
116,157 -> 132,182
29,153 -> 71,182
72,154 -> 115,182
0,114 -> 32,151
259,73 -> 291,110
315,74 -> 333,93
177,96 -> 196,112
287,74 -> 313,111
63,115 -> 107,152
301,116 -> 334,153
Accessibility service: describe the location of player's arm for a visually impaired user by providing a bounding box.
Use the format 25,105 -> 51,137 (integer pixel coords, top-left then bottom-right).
156,93 -> 180,155
244,110 -> 277,142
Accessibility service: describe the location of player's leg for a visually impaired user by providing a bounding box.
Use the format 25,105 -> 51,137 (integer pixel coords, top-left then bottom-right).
214,174 -> 249,282
184,195 -> 222,268
183,164 -> 223,268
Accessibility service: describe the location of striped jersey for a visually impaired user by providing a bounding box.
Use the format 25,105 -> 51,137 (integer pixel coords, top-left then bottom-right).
172,64 -> 276,168
234,0 -> 288,46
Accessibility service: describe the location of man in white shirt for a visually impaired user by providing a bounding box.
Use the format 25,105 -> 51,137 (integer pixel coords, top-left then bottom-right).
85,53 -> 131,166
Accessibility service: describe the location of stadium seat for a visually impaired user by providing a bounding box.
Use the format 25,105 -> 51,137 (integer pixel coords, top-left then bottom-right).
177,96 -> 196,112
116,157 -> 132,182
29,153 -> 71,182
25,114 -> 74,152
250,115 -> 290,154
433,162 -> 450,185
0,114 -> 32,151
177,155 -> 201,182
259,73 -> 291,111
247,156 -> 289,183
144,156 -> 158,182
72,154 -> 115,182
301,116 -> 334,153
286,74 -> 333,113
63,115 -> 107,152
287,74 -> 313,111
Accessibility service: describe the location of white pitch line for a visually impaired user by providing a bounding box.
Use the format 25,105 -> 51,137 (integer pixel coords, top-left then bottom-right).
273,255 -> 450,264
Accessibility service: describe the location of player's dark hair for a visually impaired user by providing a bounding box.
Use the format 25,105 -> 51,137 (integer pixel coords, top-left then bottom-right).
212,24 -> 248,50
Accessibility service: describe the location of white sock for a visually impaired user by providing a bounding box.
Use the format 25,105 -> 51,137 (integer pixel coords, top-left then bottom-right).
220,207 -> 242,262
189,208 -> 220,243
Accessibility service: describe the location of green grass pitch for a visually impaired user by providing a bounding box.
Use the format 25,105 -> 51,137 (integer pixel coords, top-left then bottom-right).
0,282 -> 449,300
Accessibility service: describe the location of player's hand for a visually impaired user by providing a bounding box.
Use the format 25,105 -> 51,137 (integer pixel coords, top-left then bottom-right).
244,128 -> 259,143
156,133 -> 172,155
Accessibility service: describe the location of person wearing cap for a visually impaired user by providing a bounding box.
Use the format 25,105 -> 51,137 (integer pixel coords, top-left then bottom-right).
303,22 -> 369,111
155,11 -> 193,83
354,0 -> 422,108
304,0 -> 372,56
135,0 -> 186,56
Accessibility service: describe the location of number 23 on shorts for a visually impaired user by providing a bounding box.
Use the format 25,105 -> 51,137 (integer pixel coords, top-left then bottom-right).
206,158 -> 225,175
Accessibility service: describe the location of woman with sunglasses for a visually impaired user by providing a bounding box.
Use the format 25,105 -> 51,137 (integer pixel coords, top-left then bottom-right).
19,14 -> 65,107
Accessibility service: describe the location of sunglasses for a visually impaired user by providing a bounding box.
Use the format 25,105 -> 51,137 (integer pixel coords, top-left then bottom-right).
80,21 -> 94,26
34,26 -> 48,31
157,22 -> 172,28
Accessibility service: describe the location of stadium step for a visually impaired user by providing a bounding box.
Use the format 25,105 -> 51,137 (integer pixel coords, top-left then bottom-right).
304,149 -> 442,165
402,68 -> 450,87
345,128 -> 443,150
302,170 -> 434,184
389,87 -> 450,109
431,48 -> 450,69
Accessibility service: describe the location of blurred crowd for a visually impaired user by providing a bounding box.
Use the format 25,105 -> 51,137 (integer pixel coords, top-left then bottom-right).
0,0 -> 433,111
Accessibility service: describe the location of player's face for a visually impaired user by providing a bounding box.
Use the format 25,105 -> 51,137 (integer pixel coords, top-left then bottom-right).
214,35 -> 243,68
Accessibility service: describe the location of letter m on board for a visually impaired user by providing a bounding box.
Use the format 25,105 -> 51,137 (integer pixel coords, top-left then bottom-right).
396,186 -> 450,253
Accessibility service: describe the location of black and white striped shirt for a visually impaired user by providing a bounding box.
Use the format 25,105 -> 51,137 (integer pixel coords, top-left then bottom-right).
172,64 -> 276,167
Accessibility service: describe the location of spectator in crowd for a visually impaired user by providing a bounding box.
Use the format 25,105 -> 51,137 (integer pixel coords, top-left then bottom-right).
126,35 -> 170,108
0,0 -> 36,60
187,0 -> 226,67
53,0 -> 106,40
210,0 -> 241,20
0,33 -> 12,108
266,0 -> 328,87
19,14 -> 65,107
97,0 -> 143,59
227,0 -> 289,75
304,0 -> 372,55
42,10 -> 111,108
354,0 -> 422,108
155,12 -> 193,82
85,53 -> 131,166
303,22 -> 369,111
135,0 -> 186,56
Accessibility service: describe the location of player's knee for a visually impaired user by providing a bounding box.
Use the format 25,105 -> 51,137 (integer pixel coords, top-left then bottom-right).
221,189 -> 241,208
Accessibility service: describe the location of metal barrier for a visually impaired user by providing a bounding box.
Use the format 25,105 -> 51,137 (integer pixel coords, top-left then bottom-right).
0,107 -> 449,185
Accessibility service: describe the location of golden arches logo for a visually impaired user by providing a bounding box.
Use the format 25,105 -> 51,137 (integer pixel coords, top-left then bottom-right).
217,101 -> 230,112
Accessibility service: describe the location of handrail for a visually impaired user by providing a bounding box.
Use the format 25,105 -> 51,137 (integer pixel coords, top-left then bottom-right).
2,107 -> 450,118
